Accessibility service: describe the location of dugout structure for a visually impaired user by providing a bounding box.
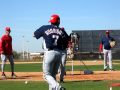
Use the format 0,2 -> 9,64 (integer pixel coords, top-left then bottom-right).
72,30 -> 120,60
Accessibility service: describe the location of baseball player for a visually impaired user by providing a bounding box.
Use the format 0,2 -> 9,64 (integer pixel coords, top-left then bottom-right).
67,33 -> 80,59
34,14 -> 69,90
99,30 -> 115,71
0,27 -> 17,79
70,33 -> 80,52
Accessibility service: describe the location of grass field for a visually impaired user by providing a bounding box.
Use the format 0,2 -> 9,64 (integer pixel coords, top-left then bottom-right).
0,81 -> 120,90
1,60 -> 120,90
3,61 -> 120,72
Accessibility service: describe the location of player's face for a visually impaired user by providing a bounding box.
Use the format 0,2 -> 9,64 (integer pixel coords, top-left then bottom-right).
5,30 -> 11,35
106,33 -> 109,37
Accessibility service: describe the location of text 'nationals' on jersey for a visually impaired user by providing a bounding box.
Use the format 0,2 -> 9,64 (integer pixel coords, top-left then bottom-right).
45,28 -> 62,35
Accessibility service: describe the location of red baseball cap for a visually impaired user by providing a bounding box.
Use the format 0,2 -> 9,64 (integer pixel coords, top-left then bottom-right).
5,27 -> 11,32
49,14 -> 60,24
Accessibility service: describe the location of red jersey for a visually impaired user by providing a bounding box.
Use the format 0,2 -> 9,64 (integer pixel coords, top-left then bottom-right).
0,34 -> 12,55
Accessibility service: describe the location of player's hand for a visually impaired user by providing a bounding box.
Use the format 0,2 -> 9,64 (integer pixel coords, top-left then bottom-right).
0,51 -> 4,54
99,50 -> 103,53
99,53 -> 102,59
33,34 -> 35,37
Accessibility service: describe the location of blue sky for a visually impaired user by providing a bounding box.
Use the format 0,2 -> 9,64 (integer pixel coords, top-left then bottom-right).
0,0 -> 120,52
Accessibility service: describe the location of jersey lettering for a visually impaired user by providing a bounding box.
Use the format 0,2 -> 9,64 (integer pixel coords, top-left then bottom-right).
45,28 -> 62,35
52,35 -> 59,46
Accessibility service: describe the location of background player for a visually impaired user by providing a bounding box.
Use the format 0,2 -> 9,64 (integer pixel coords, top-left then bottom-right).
0,27 -> 17,79
99,30 -> 115,71
34,14 -> 68,90
59,27 -> 69,83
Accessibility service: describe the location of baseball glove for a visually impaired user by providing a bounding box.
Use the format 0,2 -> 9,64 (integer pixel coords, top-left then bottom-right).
109,40 -> 116,47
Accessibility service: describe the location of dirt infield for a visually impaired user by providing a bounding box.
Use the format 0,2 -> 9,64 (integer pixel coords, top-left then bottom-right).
66,60 -> 103,66
0,60 -> 120,81
13,60 -> 103,65
1,71 -> 120,81
12,60 -> 119,66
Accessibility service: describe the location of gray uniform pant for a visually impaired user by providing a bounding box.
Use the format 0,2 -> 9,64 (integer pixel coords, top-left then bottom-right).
0,54 -> 14,73
60,51 -> 67,80
43,50 -> 62,90
103,49 -> 112,70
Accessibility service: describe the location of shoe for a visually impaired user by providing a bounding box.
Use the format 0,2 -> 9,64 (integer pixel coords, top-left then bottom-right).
104,69 -> 107,71
52,87 -> 65,90
109,69 -> 115,71
60,87 -> 66,90
1,73 -> 7,79
11,74 -> 17,78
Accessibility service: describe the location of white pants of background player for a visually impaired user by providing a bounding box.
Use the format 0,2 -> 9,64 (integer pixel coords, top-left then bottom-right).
43,50 -> 62,90
0,54 -> 14,73
103,49 -> 112,70
60,50 -> 67,81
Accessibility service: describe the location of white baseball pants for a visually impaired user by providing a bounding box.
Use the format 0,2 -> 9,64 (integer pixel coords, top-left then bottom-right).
103,49 -> 112,70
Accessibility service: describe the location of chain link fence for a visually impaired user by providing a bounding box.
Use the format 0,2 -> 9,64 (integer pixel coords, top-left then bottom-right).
72,30 -> 120,60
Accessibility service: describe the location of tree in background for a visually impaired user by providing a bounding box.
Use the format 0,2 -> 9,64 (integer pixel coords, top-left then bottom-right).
12,50 -> 21,59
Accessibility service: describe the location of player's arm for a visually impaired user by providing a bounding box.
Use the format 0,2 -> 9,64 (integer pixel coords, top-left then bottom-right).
99,39 -> 103,53
34,26 -> 44,39
61,27 -> 70,45
99,43 -> 103,53
61,27 -> 69,38
0,37 -> 5,54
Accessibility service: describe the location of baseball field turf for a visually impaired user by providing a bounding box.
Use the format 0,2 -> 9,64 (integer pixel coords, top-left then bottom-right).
0,81 -> 120,90
3,61 -> 120,72
0,60 -> 120,90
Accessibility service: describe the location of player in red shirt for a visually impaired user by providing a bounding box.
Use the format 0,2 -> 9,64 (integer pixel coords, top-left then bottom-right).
0,27 -> 17,79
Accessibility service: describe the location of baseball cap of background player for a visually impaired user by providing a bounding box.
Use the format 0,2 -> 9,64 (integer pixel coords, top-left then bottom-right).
49,14 -> 60,24
5,27 -> 11,32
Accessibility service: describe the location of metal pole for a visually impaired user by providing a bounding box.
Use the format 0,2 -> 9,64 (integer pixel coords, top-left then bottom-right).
26,41 -> 29,60
22,36 -> 25,60
71,58 -> 74,75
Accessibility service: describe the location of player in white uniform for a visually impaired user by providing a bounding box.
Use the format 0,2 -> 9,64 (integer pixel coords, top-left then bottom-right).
34,14 -> 69,90
99,31 -> 115,71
